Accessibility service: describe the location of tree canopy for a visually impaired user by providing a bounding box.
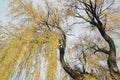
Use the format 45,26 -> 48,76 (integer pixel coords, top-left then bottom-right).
0,0 -> 120,80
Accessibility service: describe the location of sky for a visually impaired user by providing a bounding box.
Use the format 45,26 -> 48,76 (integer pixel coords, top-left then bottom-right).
0,0 -> 120,50
0,0 -> 119,23
0,0 -> 120,78
0,0 -> 120,48
0,0 -> 10,23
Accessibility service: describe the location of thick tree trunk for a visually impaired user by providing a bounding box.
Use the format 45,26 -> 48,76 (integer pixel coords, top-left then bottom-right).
59,46 -> 97,80
57,27 -> 81,79
57,27 -> 97,80
94,20 -> 120,79
59,46 -> 80,79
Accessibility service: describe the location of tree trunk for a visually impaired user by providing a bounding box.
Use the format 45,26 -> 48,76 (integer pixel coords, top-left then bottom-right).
58,27 -> 97,80
59,40 -> 98,80
59,46 -> 80,79
94,20 -> 120,79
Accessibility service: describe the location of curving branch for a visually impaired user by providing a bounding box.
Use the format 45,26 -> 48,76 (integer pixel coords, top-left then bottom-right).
75,0 -> 120,78
58,26 -> 97,80
59,45 -> 79,79
90,44 -> 110,54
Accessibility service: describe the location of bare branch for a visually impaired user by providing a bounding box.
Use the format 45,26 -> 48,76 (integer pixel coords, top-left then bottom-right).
94,48 -> 109,54
76,13 -> 90,22
101,0 -> 115,13
68,21 -> 87,27
92,44 -> 109,54
89,0 -> 93,11
45,0 -> 50,21
98,0 -> 105,15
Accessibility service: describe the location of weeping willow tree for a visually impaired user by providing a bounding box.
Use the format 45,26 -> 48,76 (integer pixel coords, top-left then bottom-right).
0,0 -> 63,80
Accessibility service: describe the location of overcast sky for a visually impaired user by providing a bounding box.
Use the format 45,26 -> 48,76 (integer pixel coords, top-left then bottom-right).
0,0 -> 120,48
0,0 -> 119,23
0,0 -> 120,72
0,0 -> 10,23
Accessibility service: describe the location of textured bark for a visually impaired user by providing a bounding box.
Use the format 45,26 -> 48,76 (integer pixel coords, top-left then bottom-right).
75,0 -> 120,78
59,46 -> 80,79
57,2 -> 120,77
90,17 -> 120,79
59,46 -> 97,80
57,23 -> 97,80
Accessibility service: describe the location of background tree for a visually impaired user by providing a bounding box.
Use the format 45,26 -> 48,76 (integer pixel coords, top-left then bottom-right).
60,0 -> 120,79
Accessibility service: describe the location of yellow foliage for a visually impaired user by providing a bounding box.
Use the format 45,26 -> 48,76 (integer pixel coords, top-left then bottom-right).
33,56 -> 41,80
84,74 -> 97,80
44,32 -> 60,80
0,26 -> 60,79
5,0 -> 62,79
108,13 -> 120,23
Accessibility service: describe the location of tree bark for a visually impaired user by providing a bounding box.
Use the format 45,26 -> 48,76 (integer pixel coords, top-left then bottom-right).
59,45 -> 97,80
66,0 -> 120,79
91,18 -> 120,79
59,46 -> 80,79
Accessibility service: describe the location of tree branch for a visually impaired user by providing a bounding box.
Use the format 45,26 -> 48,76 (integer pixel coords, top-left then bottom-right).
101,0 -> 115,13
94,48 -> 109,54
76,13 -> 90,22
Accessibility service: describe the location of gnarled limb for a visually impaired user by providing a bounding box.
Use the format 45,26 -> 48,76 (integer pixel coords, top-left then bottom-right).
58,27 -> 97,79
59,44 -> 97,80
59,45 -> 82,79
73,0 -> 120,79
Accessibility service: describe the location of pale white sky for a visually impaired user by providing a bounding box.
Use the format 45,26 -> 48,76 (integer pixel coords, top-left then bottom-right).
0,0 -> 120,79
0,0 -> 120,50
0,0 -> 10,23
0,0 -> 119,23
